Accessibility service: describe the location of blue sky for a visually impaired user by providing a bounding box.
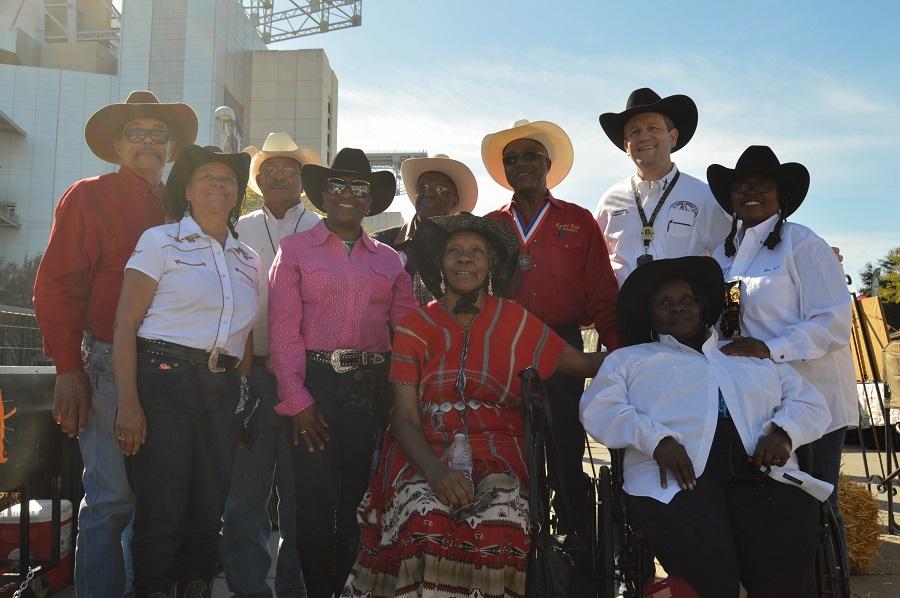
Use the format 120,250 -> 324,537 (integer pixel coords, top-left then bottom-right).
273,0 -> 900,286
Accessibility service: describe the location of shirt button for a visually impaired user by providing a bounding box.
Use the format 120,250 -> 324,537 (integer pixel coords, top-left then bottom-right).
225,296 -> 231,300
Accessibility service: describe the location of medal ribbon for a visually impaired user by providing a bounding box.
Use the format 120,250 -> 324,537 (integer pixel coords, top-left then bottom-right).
511,200 -> 551,249
630,171 -> 680,252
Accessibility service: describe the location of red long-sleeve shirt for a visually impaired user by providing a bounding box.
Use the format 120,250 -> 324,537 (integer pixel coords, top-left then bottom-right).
486,192 -> 622,350
33,166 -> 165,373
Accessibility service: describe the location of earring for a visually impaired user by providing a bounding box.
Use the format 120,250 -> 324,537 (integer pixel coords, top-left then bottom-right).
650,329 -> 660,342
487,272 -> 494,296
184,201 -> 192,217
440,272 -> 446,295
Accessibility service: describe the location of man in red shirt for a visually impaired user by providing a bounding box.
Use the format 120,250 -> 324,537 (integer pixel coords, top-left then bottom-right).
484,119 -> 621,537
32,91 -> 197,597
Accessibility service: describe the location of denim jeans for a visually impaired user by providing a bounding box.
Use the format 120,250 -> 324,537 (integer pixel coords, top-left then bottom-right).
812,426 -> 850,570
76,339 -> 135,597
223,364 -> 305,597
130,352 -> 240,595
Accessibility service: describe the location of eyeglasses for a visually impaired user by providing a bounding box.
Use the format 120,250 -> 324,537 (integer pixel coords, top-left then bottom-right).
261,166 -> 300,178
122,128 -> 171,144
416,183 -> 457,196
501,151 -> 547,167
325,178 -> 371,198
731,181 -> 776,196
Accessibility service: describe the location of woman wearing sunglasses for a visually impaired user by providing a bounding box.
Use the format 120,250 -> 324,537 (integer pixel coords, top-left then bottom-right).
267,148 -> 417,597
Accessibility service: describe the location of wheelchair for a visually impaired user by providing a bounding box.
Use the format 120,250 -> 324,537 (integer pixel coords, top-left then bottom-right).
594,444 -> 852,598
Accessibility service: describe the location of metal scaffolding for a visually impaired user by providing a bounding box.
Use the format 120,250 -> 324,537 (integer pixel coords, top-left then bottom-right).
43,0 -> 121,46
242,1 -> 362,43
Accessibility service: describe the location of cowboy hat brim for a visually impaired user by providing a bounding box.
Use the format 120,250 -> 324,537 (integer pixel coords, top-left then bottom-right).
412,213 -> 520,299
301,164 -> 397,216
481,120 -> 574,191
246,146 -> 323,195
85,102 -> 199,165
163,145 -> 251,220
707,161 -> 810,218
599,94 -> 698,153
400,156 -> 478,213
617,256 -> 724,347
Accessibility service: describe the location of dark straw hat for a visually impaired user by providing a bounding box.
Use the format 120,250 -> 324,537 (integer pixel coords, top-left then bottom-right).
707,145 -> 810,218
413,212 -> 520,299
599,88 -> 698,153
301,148 -> 397,216
617,256 -> 725,347
163,145 -> 251,221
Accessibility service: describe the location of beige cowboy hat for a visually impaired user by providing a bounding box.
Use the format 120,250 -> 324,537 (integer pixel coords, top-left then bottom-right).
400,154 -> 478,213
84,90 -> 198,164
481,119 -> 574,191
244,132 -> 323,195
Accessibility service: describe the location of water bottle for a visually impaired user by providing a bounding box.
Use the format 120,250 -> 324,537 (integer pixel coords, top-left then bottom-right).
448,432 -> 474,488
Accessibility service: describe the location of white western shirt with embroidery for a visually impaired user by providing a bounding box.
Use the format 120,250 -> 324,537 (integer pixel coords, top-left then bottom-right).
579,330 -> 829,504
126,215 -> 260,360
713,214 -> 858,433
236,203 -> 320,357
595,165 -> 733,287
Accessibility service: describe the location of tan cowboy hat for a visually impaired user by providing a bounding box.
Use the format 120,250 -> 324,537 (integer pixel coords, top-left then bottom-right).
84,90 -> 198,164
481,119 -> 574,191
400,154 -> 478,213
244,132 -> 323,195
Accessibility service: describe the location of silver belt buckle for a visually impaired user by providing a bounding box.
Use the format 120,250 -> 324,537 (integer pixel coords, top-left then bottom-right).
208,346 -> 227,373
330,349 -> 357,373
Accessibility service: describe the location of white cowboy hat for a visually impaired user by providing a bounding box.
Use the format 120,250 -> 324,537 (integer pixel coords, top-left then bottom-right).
480,119 -> 574,190
400,154 -> 478,213
244,132 -> 323,195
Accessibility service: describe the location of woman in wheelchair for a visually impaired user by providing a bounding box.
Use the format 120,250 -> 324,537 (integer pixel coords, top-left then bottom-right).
341,213 -> 605,597
580,256 -> 831,598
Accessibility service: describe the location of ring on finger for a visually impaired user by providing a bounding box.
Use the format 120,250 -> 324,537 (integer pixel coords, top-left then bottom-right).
299,430 -> 308,435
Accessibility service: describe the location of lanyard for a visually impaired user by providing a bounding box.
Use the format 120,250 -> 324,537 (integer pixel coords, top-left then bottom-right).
263,209 -> 303,255
630,171 -> 680,252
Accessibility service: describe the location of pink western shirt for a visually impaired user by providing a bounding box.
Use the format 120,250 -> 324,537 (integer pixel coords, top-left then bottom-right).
268,220 -> 417,415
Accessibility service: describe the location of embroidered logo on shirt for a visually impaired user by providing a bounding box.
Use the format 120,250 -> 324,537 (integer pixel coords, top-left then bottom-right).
611,208 -> 629,217
763,265 -> 782,273
555,223 -> 580,233
669,200 -> 698,216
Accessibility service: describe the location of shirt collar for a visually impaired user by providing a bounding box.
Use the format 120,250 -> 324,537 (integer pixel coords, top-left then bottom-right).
177,215 -> 241,251
262,201 -> 306,222
632,163 -> 679,190
309,219 -> 377,253
394,219 -> 416,245
118,165 -> 164,198
506,189 -> 561,212
658,326 -> 719,355
738,212 -> 781,247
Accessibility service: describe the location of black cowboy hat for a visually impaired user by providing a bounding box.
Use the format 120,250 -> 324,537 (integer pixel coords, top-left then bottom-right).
413,212 -> 520,299
617,256 -> 725,347
599,88 -> 698,153
301,148 -> 397,216
707,145 -> 810,218
163,145 -> 251,221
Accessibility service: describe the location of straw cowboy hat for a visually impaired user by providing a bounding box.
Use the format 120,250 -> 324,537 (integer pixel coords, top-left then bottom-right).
163,145 -> 251,222
707,145 -> 810,218
301,148 -> 396,216
481,119 -> 574,190
599,88 -> 698,153
84,90 -> 198,164
400,154 -> 478,213
243,132 -> 323,195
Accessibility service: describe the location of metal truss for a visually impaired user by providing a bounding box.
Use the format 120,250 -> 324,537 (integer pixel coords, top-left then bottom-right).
242,0 -> 362,43
367,151 -> 427,196
43,0 -> 121,45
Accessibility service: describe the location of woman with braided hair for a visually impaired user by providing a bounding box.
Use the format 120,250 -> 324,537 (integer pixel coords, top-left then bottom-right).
709,145 -> 857,568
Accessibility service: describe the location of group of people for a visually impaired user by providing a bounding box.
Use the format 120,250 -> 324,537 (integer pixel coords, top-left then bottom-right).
30,84 -> 857,598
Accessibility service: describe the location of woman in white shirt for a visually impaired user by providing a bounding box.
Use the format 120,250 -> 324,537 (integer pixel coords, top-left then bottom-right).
709,145 -> 856,559
580,256 -> 829,598
112,145 -> 260,597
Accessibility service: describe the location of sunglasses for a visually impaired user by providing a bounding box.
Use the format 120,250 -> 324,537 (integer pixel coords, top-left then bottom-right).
325,177 -> 372,198
501,150 -> 547,167
260,166 -> 300,178
731,181 -> 776,196
416,183 -> 457,196
122,128 -> 171,144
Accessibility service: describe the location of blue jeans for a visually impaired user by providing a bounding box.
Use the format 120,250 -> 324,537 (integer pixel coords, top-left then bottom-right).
76,339 -> 135,597
812,426 -> 849,570
223,364 -> 305,597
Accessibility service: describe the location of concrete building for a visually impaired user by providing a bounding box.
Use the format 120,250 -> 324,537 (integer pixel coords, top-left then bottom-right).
0,0 -> 338,265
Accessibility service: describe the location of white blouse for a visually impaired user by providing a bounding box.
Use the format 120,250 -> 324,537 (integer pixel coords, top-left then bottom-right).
579,330 -> 830,504
126,216 -> 261,360
713,215 -> 858,432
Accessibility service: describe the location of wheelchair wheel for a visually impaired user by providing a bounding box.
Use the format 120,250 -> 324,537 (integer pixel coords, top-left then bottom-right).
597,466 -> 616,598
816,502 -> 851,598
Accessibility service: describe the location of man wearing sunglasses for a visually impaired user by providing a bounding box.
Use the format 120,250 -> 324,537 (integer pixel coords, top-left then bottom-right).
373,154 -> 478,306
33,91 -> 197,597
482,119 -> 621,540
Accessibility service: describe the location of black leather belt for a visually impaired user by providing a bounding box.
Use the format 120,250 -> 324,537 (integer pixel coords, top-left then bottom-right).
137,338 -> 239,372
306,349 -> 388,373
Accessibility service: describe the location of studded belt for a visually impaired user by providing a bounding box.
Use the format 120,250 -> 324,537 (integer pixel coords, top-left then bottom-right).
425,399 -> 494,414
306,349 -> 388,373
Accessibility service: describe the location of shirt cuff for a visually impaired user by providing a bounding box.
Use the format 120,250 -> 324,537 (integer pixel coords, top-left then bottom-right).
640,428 -> 682,459
766,336 -> 793,363
766,413 -> 801,450
273,387 -> 316,416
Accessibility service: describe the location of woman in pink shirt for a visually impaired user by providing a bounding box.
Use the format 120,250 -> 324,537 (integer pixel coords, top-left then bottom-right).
268,148 -> 417,597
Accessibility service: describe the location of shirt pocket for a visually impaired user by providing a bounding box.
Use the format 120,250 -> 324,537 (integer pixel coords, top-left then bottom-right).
666,202 -> 698,238
743,271 -> 796,322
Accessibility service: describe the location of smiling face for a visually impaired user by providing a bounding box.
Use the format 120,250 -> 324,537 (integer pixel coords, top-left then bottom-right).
441,231 -> 492,295
257,156 -> 302,209
321,175 -> 374,229
415,171 -> 458,220
623,112 -> 677,174
730,173 -> 780,228
502,138 -> 551,194
113,117 -> 172,175
184,161 -> 239,221
648,279 -> 703,344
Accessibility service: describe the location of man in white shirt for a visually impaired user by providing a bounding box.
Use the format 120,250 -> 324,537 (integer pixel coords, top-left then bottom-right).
223,132 -> 322,597
595,88 -> 732,287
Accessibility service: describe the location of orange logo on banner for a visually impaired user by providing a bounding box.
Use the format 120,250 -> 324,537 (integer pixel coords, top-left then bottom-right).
0,390 -> 16,464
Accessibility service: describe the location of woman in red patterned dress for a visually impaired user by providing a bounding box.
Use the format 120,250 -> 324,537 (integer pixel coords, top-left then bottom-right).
342,213 -> 607,598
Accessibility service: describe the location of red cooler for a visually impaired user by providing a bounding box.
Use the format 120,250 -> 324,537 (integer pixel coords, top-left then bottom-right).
0,499 -> 73,592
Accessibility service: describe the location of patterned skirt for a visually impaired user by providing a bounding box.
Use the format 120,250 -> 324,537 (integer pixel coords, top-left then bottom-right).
341,471 -> 530,598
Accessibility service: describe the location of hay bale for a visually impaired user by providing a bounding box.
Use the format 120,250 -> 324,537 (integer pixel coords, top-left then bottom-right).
837,474 -> 881,573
